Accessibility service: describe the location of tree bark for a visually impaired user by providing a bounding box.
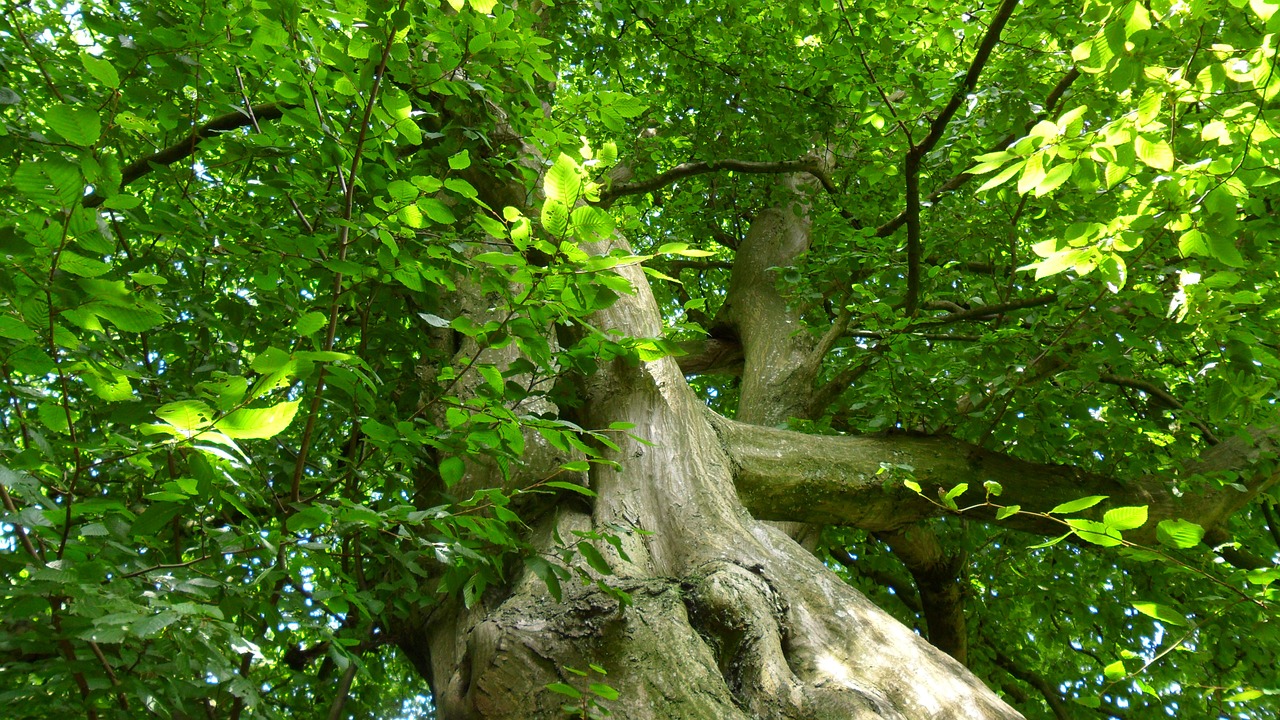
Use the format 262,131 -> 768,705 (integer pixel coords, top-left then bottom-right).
393,162 -> 1027,716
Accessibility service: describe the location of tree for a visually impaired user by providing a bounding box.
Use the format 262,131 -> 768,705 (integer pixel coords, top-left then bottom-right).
2,0 -> 1279,717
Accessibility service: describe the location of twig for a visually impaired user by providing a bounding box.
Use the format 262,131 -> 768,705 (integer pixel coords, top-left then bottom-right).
291,4 -> 407,504
919,294 -> 1057,325
874,65 -> 1079,239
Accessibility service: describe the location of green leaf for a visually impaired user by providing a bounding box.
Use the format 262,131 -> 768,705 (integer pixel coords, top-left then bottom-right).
1016,154 -> 1046,195
1178,229 -> 1209,259
576,541 -> 612,575
588,682 -> 619,700
1102,505 -> 1148,531
995,505 -> 1020,520
439,456 -> 465,486
217,401 -> 300,439
293,312 -> 328,336
545,682 -> 581,699
0,316 -> 38,341
1135,136 -> 1174,171
45,104 -> 101,146
448,150 -> 471,169
525,556 -> 563,601
57,250 -> 111,277
1156,518 -> 1205,549
1251,0 -> 1279,21
79,51 -> 120,88
1132,601 -> 1189,627
545,154 -> 584,204
287,504 -> 330,532
975,160 -> 1024,192
1048,495 -> 1107,514
1104,660 -> 1127,681
541,198 -> 569,236
983,480 -> 1003,497
419,198 -> 457,224
1068,518 -> 1123,547
570,205 -> 615,241
156,400 -> 216,433
546,481 -> 596,497
1034,162 -> 1074,197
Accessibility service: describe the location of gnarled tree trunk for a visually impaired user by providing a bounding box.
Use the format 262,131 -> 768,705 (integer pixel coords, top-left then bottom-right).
396,176 -> 1025,719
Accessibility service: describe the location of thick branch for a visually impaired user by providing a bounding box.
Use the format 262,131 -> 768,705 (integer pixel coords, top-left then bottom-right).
876,526 -> 968,664
84,102 -> 289,208
675,337 -> 745,376
914,0 -> 1022,160
599,158 -> 835,207
708,410 -> 1279,543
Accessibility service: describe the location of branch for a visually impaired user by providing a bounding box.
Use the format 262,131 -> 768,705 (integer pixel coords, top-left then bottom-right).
991,651 -> 1074,720
83,102 -> 290,208
707,410 -> 1280,543
876,526 -> 968,664
919,294 -> 1058,325
599,158 -> 836,207
875,66 -> 1080,239
325,662 -> 359,720
828,546 -> 922,613
1098,373 -> 1219,445
675,337 -> 745,376
902,0 -> 1023,315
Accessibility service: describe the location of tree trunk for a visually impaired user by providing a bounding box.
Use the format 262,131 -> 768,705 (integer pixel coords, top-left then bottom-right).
395,176 -> 1024,719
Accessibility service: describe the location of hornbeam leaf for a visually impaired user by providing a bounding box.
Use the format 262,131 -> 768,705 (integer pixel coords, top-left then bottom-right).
156,400 -> 216,433
570,205 -> 615,241
79,51 -> 120,88
1155,518 -> 1205,548
975,160 -> 1024,192
1068,518 -> 1123,547
1251,0 -> 1279,21
1133,601 -> 1190,627
541,199 -> 569,237
217,401 -> 300,439
1035,163 -> 1074,197
1135,136 -> 1174,170
1103,505 -> 1148,531
1049,495 -> 1107,514
45,104 -> 101,146
545,154 -> 584,204
996,505 -> 1021,520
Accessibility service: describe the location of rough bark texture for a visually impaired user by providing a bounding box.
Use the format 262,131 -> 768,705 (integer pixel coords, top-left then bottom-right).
398,174 -> 1026,718
390,158 -> 1280,716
